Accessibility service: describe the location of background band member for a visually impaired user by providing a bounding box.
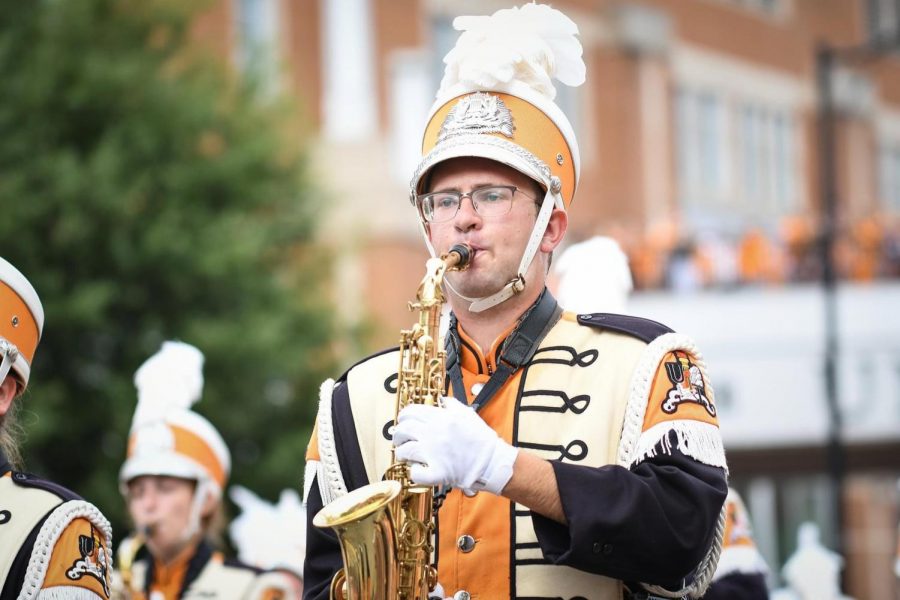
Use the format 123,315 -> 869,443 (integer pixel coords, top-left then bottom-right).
116,341 -> 287,600
303,4 -> 728,599
0,256 -> 113,599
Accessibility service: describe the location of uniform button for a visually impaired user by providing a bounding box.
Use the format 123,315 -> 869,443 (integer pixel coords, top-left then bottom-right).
453,591 -> 471,600
457,534 -> 476,553
471,382 -> 484,396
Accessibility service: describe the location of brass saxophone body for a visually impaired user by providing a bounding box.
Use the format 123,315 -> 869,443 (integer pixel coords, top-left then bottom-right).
313,244 -> 472,600
112,529 -> 148,600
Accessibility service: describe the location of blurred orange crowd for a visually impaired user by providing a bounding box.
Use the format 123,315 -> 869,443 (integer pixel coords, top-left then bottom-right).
604,214 -> 900,291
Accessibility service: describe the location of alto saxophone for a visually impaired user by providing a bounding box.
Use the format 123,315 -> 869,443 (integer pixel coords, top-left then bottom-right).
313,243 -> 472,600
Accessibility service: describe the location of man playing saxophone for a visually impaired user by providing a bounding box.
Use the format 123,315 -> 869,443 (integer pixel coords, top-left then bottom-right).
303,4 -> 728,599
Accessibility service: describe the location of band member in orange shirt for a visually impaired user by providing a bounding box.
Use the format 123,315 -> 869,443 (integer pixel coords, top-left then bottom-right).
302,4 -> 728,599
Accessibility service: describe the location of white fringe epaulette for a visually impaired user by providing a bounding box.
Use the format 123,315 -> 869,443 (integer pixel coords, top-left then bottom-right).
35,588 -> 105,600
315,378 -> 347,505
616,332 -> 727,472
616,332 -> 727,599
18,501 -> 113,600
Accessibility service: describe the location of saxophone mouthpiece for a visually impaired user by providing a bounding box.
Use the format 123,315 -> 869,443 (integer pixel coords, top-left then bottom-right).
447,244 -> 472,270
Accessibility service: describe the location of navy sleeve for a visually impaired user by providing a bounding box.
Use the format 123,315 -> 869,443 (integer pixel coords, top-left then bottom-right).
302,476 -> 344,600
531,433 -> 727,588
702,573 -> 770,600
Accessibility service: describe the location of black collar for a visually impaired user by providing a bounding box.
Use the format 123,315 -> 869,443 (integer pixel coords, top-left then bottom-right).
445,287 -> 562,412
143,539 -> 214,597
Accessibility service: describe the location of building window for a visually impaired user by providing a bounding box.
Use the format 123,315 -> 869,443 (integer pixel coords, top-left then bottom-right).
738,104 -> 796,215
234,0 -> 280,90
709,0 -> 788,17
880,142 -> 900,211
867,0 -> 900,44
676,88 -> 729,207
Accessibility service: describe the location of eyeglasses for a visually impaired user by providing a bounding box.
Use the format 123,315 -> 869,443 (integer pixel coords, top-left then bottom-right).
417,185 -> 532,223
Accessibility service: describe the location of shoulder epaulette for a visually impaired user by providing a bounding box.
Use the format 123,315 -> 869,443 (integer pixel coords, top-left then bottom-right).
576,313 -> 674,344
335,346 -> 400,385
8,471 -> 82,502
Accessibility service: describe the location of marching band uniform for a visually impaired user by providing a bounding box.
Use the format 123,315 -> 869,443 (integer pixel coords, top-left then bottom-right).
303,4 -> 727,599
0,257 -> 113,600
703,488 -> 770,599
115,342 -> 287,600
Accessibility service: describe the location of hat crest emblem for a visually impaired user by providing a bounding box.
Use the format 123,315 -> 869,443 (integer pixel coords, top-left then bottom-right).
438,92 -> 515,143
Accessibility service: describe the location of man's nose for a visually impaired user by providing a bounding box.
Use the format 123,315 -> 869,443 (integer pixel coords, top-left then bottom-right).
454,195 -> 481,231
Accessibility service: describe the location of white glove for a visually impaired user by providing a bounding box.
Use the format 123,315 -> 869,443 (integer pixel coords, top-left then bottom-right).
393,398 -> 519,495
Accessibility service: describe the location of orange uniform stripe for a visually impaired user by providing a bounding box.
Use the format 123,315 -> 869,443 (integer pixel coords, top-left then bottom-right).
169,424 -> 226,488
436,324 -> 520,597
126,424 -> 226,488
422,93 -> 577,208
0,280 -> 40,364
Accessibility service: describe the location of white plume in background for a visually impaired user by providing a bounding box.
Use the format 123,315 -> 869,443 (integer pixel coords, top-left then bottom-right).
553,236 -> 633,315
131,341 -> 205,429
438,3 -> 585,101
229,485 -> 307,577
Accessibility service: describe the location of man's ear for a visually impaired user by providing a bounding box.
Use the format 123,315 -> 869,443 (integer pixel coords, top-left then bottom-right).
0,376 -> 18,417
540,209 -> 568,253
200,489 -> 219,518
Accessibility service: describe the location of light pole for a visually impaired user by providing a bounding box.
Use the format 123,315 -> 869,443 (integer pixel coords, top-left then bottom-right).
814,21 -> 900,561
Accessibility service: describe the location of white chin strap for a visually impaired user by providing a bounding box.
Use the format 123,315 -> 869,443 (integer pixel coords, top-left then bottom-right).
181,477 -> 216,543
0,340 -> 19,385
419,178 -> 563,314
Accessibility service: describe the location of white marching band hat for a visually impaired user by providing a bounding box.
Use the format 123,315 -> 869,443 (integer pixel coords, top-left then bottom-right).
0,257 -> 45,392
120,341 -> 231,538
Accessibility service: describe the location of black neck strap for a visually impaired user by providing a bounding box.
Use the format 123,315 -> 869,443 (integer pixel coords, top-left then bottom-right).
445,288 -> 562,412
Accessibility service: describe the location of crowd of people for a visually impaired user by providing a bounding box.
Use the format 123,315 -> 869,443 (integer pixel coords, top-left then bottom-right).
598,214 -> 900,292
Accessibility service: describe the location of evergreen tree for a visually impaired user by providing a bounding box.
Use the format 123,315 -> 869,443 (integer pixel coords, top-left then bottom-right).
0,0 -> 335,539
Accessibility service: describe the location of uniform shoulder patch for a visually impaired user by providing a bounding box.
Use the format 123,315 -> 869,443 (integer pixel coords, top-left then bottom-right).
576,313 -> 674,343
616,333 -> 727,472
643,349 -> 717,429
18,502 -> 113,600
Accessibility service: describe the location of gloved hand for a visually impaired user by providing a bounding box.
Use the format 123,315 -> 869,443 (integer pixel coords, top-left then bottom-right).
393,397 -> 519,495
428,582 -> 448,600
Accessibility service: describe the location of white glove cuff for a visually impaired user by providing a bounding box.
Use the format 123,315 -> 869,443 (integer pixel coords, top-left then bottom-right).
473,439 -> 519,495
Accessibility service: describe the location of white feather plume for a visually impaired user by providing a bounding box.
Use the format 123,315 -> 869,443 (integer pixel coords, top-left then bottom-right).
438,3 -> 585,101
130,341 -> 205,429
229,485 -> 307,576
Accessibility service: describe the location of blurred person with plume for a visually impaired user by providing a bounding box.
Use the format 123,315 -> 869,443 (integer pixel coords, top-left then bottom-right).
0,257 -> 113,599
703,489 -> 769,599
303,4 -> 727,599
229,486 -> 306,599
114,341 -> 288,600
550,236 -> 633,314
770,523 -> 852,600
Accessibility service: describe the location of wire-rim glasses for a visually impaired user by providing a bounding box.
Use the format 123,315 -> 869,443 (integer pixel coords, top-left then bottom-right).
417,185 -> 529,223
